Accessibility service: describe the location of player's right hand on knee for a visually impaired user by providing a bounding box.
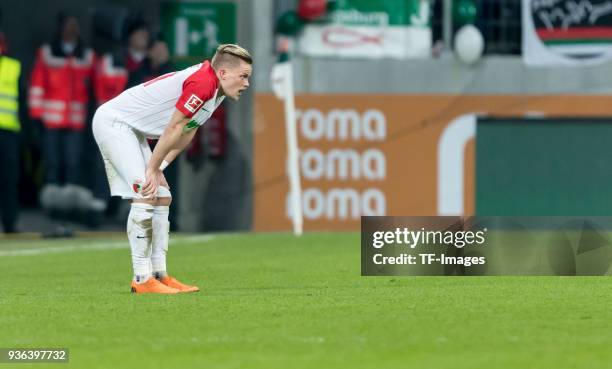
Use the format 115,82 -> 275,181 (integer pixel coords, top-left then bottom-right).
142,168 -> 161,198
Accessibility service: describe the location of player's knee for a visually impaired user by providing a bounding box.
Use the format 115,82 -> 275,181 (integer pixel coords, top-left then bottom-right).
132,198 -> 157,206
156,186 -> 172,206
156,197 -> 172,206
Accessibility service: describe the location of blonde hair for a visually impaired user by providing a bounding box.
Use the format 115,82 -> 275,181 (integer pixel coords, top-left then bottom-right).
211,44 -> 252,68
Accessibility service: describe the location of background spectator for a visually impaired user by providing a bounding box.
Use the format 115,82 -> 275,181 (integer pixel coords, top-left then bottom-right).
29,13 -> 100,218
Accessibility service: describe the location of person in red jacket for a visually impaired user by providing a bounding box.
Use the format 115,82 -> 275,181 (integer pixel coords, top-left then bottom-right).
93,17 -> 150,105
29,13 -> 97,212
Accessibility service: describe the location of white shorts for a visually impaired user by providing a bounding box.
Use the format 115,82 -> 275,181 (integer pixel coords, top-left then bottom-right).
92,106 -> 171,199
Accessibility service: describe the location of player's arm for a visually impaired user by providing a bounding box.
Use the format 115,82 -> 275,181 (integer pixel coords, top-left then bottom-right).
162,127 -> 198,167
141,109 -> 194,197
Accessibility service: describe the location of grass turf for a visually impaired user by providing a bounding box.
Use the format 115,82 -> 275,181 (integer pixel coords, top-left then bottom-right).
0,232 -> 611,369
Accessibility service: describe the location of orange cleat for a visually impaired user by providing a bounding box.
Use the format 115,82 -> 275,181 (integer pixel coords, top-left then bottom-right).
158,276 -> 200,293
131,277 -> 180,294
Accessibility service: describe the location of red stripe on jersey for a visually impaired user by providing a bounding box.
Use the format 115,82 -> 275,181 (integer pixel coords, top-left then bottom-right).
143,72 -> 177,87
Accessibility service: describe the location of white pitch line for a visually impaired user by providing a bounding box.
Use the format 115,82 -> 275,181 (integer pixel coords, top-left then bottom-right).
0,235 -> 217,257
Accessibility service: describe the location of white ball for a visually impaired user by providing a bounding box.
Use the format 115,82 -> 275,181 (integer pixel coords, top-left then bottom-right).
454,25 -> 485,65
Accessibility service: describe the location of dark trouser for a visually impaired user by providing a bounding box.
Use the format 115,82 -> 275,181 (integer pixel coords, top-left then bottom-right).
0,129 -> 19,232
165,159 -> 179,230
44,129 -> 83,185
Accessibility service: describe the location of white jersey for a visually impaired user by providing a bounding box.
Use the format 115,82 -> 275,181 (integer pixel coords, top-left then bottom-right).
102,61 -> 224,138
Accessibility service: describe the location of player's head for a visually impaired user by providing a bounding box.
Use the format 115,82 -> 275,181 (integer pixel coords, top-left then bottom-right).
212,44 -> 252,101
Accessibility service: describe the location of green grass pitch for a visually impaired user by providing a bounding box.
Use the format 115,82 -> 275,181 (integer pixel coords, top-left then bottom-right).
1,232 -> 611,369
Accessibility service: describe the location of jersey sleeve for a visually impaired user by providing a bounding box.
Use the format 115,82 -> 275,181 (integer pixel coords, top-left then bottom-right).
175,75 -> 216,118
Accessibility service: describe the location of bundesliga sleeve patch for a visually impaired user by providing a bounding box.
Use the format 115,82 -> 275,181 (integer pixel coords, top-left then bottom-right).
184,94 -> 204,113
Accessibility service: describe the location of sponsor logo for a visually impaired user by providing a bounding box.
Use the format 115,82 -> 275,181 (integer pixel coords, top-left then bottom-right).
531,0 -> 612,61
287,188 -> 386,220
183,120 -> 199,133
184,94 -> 203,113
286,108 -> 387,221
297,108 -> 386,141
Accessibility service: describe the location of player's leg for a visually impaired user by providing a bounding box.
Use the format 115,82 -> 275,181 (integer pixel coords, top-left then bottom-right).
127,200 -> 154,284
92,109 -> 178,294
138,140 -> 199,293
127,198 -> 177,293
151,192 -> 171,280
151,193 -> 199,293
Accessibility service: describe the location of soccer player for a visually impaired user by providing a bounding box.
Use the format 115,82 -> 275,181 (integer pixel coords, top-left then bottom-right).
92,44 -> 252,294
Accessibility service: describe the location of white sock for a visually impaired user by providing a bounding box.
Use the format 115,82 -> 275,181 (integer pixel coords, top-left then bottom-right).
127,203 -> 154,284
152,205 -> 170,279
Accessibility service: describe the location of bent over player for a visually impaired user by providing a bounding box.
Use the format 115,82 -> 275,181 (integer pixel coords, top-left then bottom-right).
93,44 -> 252,294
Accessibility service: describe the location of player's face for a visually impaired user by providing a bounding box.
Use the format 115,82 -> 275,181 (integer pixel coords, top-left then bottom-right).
219,61 -> 252,101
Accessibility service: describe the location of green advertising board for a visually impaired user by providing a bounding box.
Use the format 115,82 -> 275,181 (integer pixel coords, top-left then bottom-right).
476,118 -> 612,216
300,0 -> 431,58
329,0 -> 430,27
161,1 -> 236,68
